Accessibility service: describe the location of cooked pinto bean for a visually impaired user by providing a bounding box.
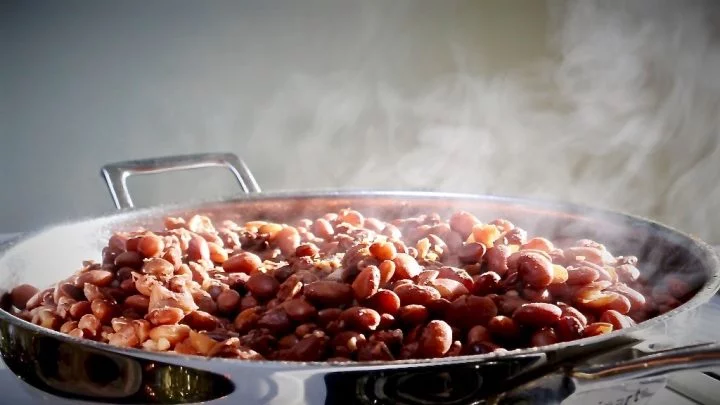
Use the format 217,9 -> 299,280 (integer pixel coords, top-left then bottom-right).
11,209 -> 670,362
304,281 -> 354,307
352,266 -> 381,300
10,284 -> 39,310
246,273 -> 280,301
392,254 -> 422,280
366,289 -> 401,315
513,303 -> 562,327
517,251 -> 554,289
223,252 -> 262,274
419,320 -> 453,358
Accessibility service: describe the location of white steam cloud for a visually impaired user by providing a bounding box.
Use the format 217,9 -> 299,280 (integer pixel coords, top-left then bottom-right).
248,0 -> 720,243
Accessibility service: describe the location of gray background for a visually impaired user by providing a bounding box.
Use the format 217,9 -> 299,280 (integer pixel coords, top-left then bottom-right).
2,0 -> 719,243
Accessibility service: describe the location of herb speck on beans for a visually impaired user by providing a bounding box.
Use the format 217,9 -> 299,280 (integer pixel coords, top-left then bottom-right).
5,210 -> 685,361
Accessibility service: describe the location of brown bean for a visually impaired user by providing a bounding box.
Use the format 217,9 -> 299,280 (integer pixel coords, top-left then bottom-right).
447,295 -> 497,329
378,260 -> 396,285
394,283 -> 441,306
67,300 -> 91,319
115,251 -> 143,268
186,234 -> 210,262
274,227 -> 301,256
583,322 -> 614,337
246,273 -> 280,301
312,218 -> 335,240
150,324 -> 191,345
513,303 -> 562,327
530,327 -> 559,347
472,272 -> 502,296
283,298 -> 317,323
338,209 -> 364,226
292,333 -> 329,361
76,270 -> 114,288
312,309 -> 340,329
369,241 -> 397,261
217,289 -> 241,313
32,307 -> 59,329
352,265 -> 381,300
467,325 -> 492,344
142,258 -> 174,279
606,284 -> 646,311
138,234 -> 165,258
436,267 -> 474,291
566,265 -> 600,285
419,320 -> 453,358
233,307 -> 262,334
10,284 -> 39,310
331,330 -> 365,357
431,278 -> 469,301
566,247 -> 604,264
559,305 -> 588,326
522,237 -> 554,253
397,305 -> 430,325
304,281 -> 354,307
365,289 -> 401,315
257,308 -> 292,334
223,252 -> 262,274
521,288 -> 552,303
78,314 -> 101,336
295,243 -> 319,258
90,299 -> 115,324
392,253 -> 422,280
208,242 -> 229,263
615,264 -> 640,283
550,265 -> 569,284
487,315 -> 521,341
517,251 -> 553,289
457,242 -> 486,265
60,320 -> 79,334
278,334 -> 300,350
340,307 -> 381,331
147,307 -> 185,325
485,245 -> 511,276
575,290 -> 631,314
600,310 -> 636,330
555,315 -> 584,342
449,211 -> 480,239
182,310 -> 219,331
124,294 -> 150,312
415,270 -> 439,285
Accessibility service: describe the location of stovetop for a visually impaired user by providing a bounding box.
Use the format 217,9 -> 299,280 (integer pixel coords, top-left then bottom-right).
1,233 -> 719,404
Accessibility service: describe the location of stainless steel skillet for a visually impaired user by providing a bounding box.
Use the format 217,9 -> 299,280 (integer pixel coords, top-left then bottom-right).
0,152 -> 718,405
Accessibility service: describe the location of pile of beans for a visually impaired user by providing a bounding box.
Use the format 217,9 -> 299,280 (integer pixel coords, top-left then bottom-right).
7,210 -> 691,362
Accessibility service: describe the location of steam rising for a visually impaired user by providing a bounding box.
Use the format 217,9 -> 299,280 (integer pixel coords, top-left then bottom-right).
250,0 -> 720,243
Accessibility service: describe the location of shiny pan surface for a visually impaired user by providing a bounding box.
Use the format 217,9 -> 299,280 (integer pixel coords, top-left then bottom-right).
0,153 -> 718,405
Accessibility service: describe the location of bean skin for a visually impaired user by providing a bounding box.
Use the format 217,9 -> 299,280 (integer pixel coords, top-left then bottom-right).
223,252 -> 262,274
246,273 -> 280,301
304,281 -> 354,307
419,320 -> 453,358
393,254 -> 422,280
517,251 -> 553,289
10,284 -> 39,310
352,266 -> 381,300
513,303 -> 562,328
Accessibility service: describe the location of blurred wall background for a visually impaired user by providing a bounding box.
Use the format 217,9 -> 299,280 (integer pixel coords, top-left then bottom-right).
2,0 -> 719,243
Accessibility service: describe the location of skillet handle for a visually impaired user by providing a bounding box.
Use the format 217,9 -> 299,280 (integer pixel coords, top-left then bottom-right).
100,152 -> 261,210
571,342 -> 720,392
